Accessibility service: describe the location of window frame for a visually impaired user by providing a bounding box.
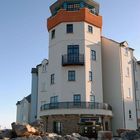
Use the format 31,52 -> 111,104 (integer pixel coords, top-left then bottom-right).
129,110 -> 132,119
68,70 -> 76,81
73,94 -> 81,103
89,71 -> 93,81
90,95 -> 95,102
51,29 -> 55,39
66,24 -> 73,33
91,50 -> 96,60
88,25 -> 93,33
127,88 -> 132,98
50,96 -> 58,103
51,74 -> 55,85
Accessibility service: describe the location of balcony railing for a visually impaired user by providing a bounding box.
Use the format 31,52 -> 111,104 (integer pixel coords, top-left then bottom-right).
62,54 -> 84,66
40,102 -> 112,111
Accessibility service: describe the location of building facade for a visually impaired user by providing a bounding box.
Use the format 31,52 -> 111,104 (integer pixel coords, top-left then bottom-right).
16,95 -> 31,123
102,37 -> 137,134
134,61 -> 140,126
16,0 -> 140,137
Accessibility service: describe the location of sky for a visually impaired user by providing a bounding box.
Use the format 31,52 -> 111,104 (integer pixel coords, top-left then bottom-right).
0,0 -> 140,129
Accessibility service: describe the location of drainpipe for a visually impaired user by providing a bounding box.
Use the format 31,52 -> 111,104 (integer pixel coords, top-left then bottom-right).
132,59 -> 139,128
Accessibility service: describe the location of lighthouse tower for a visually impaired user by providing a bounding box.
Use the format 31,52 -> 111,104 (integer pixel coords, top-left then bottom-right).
39,0 -> 113,136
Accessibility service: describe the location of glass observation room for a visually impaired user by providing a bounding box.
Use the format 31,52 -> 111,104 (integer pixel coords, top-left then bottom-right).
50,0 -> 99,16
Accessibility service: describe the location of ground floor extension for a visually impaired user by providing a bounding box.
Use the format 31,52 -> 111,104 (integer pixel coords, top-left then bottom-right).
41,114 -> 112,138
40,102 -> 113,137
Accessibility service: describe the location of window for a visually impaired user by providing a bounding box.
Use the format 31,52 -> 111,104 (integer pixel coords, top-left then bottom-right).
91,50 -> 96,60
51,74 -> 55,84
42,64 -> 47,72
53,121 -> 62,134
105,121 -> 109,131
67,45 -> 79,63
67,3 -> 80,11
129,110 -> 132,119
66,24 -> 73,33
73,94 -> 81,102
128,88 -> 132,98
136,81 -> 139,90
126,67 -> 130,77
50,96 -> 58,103
134,62 -> 137,72
51,29 -> 55,39
68,71 -> 76,81
125,47 -> 128,56
88,25 -> 93,33
41,82 -> 46,92
89,71 -> 93,81
50,96 -> 58,108
90,95 -> 95,102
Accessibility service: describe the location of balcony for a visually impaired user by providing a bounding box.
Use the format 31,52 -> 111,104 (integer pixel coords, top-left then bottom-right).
62,54 -> 84,66
41,102 -> 112,111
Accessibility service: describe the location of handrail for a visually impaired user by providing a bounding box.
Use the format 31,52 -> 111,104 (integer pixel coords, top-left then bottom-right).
40,102 -> 112,111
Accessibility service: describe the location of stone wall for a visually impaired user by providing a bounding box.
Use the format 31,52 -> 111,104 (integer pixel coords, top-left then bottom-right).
47,115 -> 80,135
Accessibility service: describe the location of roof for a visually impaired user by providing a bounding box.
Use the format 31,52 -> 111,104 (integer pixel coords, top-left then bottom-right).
16,94 -> 31,105
31,68 -> 38,74
102,36 -> 134,51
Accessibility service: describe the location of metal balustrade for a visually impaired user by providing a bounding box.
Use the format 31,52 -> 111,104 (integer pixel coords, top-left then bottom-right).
40,102 -> 112,111
62,54 -> 84,66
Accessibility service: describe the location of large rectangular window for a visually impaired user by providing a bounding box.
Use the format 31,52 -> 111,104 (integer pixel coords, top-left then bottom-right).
91,50 -> 96,60
67,45 -> 79,62
89,71 -> 93,81
51,74 -> 55,84
68,71 -> 76,81
73,94 -> 81,102
66,24 -> 73,33
50,96 -> 58,103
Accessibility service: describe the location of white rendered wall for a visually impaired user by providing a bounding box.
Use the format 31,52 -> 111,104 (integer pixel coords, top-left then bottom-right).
120,46 -> 137,129
102,37 -> 124,134
135,62 -> 140,126
16,99 -> 30,123
84,22 -> 103,103
102,37 -> 137,134
38,22 -> 103,117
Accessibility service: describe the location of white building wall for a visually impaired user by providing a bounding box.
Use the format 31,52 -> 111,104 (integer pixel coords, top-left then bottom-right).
16,99 -> 30,123
37,61 -> 48,119
38,22 -> 103,118
135,62 -> 140,126
102,37 -> 137,134
48,22 -> 86,102
84,22 -> 103,102
101,37 -> 124,134
120,46 -> 137,129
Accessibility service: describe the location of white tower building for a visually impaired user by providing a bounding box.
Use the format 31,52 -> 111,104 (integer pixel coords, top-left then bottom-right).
38,0 -> 112,136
